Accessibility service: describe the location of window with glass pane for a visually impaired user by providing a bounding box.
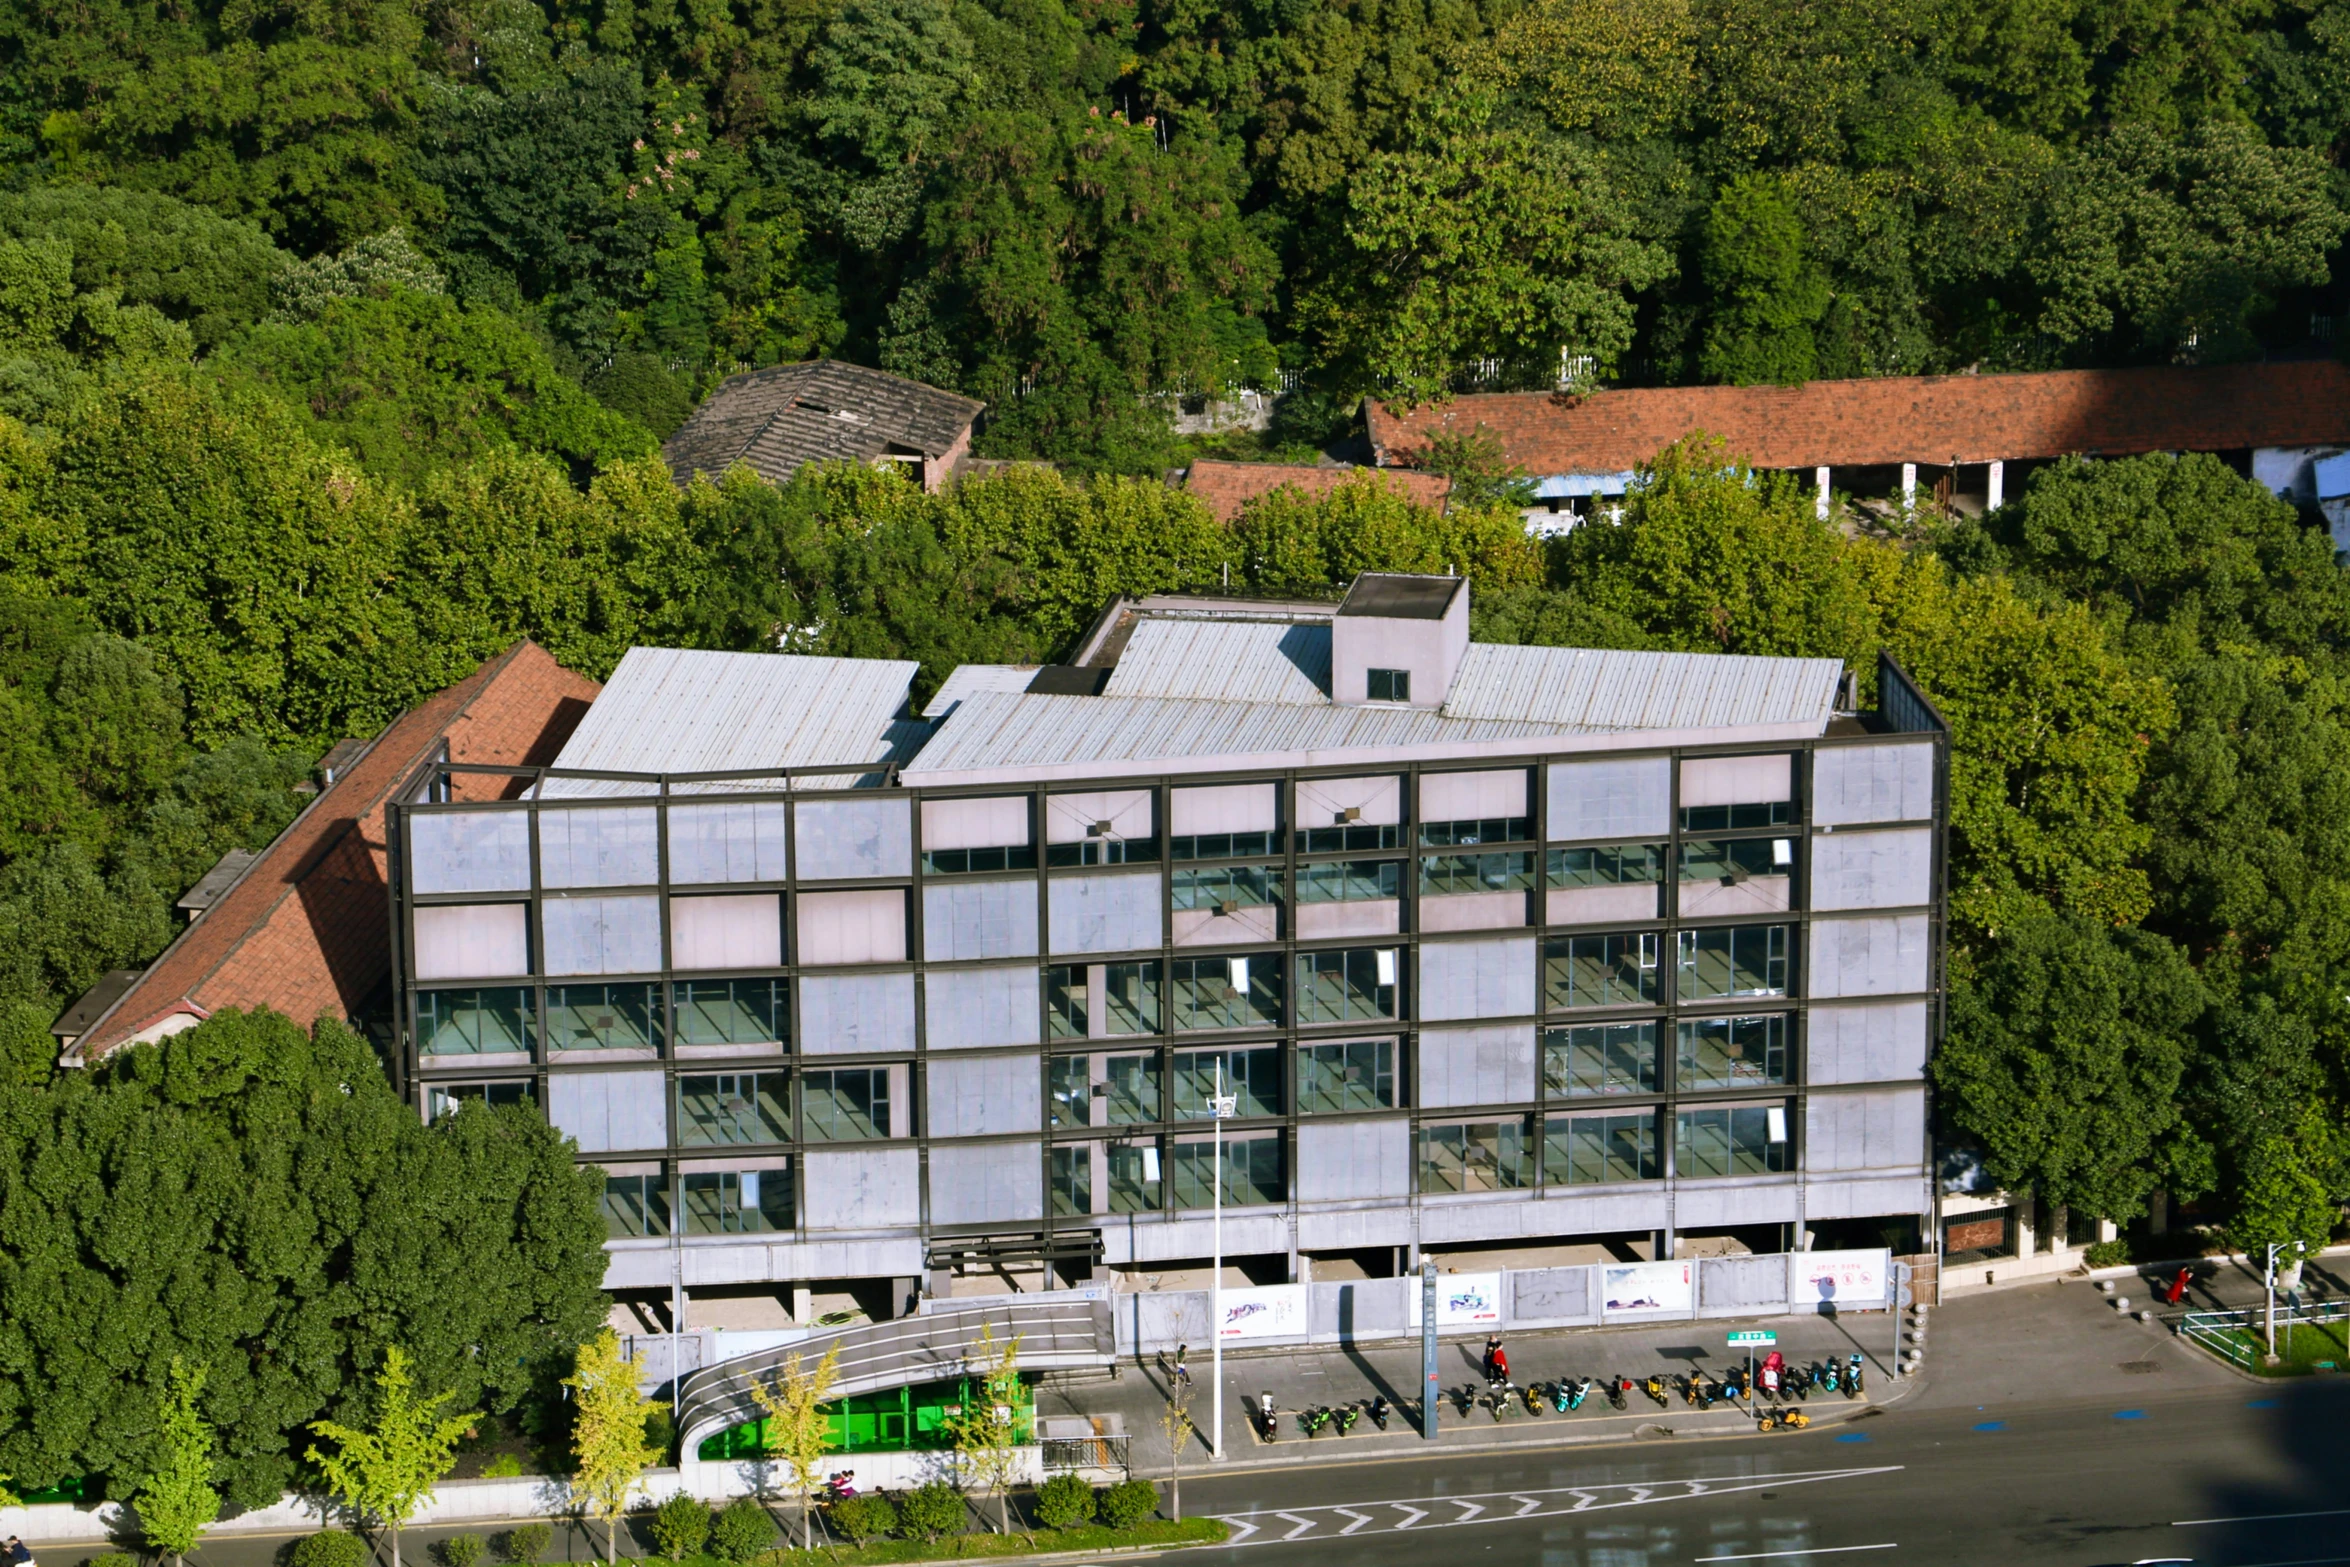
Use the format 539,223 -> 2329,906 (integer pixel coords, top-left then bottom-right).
1046,965 -> 1088,1039
1046,835 -> 1160,867
1541,1022 -> 1658,1096
1676,925 -> 1789,999
1295,949 -> 1397,1023
674,979 -> 788,1049
1420,816 -> 1532,848
1170,955 -> 1284,1029
1171,865 -> 1283,911
1678,838 -> 1793,884
1104,961 -> 1161,1033
1049,1146 -> 1091,1216
544,982 -> 662,1052
1048,1056 -> 1091,1128
1675,1103 -> 1792,1176
426,1081 -> 534,1120
1421,1121 -> 1532,1193
1103,1053 -> 1159,1123
801,1069 -> 891,1140
1543,932 -> 1660,1008
682,1168 -> 794,1233
922,844 -> 1038,875
1546,843 -> 1666,888
1296,860 -> 1402,902
417,988 -> 533,1056
1170,1135 -> 1284,1207
1419,851 -> 1536,896
1298,822 -> 1404,853
1108,1143 -> 1160,1211
1675,1014 -> 1790,1089
1680,801 -> 1793,832
1297,1039 -> 1395,1113
603,1173 -> 671,1237
1171,830 -> 1279,860
1172,1047 -> 1284,1119
678,1072 -> 790,1145
1543,1112 -> 1659,1184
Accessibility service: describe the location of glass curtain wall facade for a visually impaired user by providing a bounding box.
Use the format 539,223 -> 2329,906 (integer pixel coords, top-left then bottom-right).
392,716 -> 1942,1276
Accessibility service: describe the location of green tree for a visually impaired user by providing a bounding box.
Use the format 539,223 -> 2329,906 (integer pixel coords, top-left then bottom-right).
566,1330 -> 661,1566
1698,174 -> 1831,386
307,1347 -> 480,1567
747,1343 -> 840,1550
136,1358 -> 220,1567
944,1324 -> 1023,1536
1934,905 -> 2208,1222
1300,84 -> 1669,401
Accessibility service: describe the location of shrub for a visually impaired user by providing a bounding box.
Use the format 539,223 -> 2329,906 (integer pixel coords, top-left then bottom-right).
899,1481 -> 968,1542
708,1495 -> 777,1561
1097,1479 -> 1159,1530
500,1523 -> 552,1564
829,1492 -> 899,1544
437,1535 -> 486,1567
290,1532 -> 369,1567
2083,1239 -> 2132,1268
481,1454 -> 525,1478
649,1491 -> 712,1560
1035,1474 -> 1096,1530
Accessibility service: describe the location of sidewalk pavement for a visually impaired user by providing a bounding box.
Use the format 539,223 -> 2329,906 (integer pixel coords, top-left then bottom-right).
1036,1306 -> 1912,1473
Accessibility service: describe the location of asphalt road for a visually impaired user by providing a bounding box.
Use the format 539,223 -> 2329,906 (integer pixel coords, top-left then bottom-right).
1169,1376 -> 2350,1566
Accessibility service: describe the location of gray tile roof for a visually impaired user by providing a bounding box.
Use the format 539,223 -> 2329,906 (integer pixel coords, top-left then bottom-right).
662,361 -> 985,487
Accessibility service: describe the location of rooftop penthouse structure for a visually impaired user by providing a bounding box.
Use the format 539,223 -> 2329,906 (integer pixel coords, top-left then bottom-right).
386,575 -> 1945,1316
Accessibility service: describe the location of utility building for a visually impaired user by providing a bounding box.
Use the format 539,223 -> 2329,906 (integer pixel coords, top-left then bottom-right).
386,576 -> 1945,1322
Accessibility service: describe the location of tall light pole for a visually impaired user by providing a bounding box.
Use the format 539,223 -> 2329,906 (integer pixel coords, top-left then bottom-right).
1211,1059 -> 1234,1460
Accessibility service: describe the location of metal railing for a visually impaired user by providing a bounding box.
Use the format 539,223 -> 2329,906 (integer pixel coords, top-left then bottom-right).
1041,1434 -> 1131,1477
2177,1301 -> 2350,1369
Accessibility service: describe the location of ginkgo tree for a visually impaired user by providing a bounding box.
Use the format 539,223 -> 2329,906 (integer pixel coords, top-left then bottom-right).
566,1329 -> 664,1565
307,1347 -> 478,1567
137,1358 -> 221,1567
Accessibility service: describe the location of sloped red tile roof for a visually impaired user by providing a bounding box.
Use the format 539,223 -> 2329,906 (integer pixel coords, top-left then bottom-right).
1365,362 -> 2350,475
1184,459 -> 1452,522
71,642 -> 600,1062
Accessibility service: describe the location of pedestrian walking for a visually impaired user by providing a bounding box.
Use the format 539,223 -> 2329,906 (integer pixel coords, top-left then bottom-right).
2164,1266 -> 2192,1306
1173,1343 -> 1193,1386
1491,1338 -> 1510,1386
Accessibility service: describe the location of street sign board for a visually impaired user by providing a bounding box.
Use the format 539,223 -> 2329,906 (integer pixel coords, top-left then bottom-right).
1726,1330 -> 1777,1345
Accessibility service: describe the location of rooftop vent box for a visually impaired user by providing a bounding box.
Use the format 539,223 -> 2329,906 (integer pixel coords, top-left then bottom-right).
1331,572 -> 1468,708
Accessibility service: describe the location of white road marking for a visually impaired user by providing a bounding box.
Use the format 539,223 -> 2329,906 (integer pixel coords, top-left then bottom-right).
1211,1466 -> 1903,1547
2175,1508 -> 2350,1527
1694,1547 -> 1899,1563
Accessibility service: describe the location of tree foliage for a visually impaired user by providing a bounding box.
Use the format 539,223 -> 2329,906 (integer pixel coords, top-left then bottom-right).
308,1346 -> 479,1567
566,1330 -> 662,1566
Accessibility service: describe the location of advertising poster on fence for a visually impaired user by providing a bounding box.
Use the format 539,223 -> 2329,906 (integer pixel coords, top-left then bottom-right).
1601,1260 -> 1694,1317
1409,1271 -> 1504,1327
1218,1284 -> 1308,1339
1795,1248 -> 1888,1310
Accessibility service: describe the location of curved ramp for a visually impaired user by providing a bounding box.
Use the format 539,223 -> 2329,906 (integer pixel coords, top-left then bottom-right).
677,1297 -> 1114,1454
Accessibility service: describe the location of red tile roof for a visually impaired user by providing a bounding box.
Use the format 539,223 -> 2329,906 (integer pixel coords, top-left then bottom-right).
71,642 -> 600,1062
1184,459 -> 1452,522
1365,362 -> 2350,475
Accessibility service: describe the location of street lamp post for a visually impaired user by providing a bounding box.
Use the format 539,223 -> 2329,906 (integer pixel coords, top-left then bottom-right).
1211,1061 -> 1235,1461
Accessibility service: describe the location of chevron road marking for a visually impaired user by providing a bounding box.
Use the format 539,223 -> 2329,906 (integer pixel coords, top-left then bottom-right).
1212,1466 -> 1903,1548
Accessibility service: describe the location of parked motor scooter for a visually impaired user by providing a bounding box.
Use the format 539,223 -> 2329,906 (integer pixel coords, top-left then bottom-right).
1369,1396 -> 1391,1431
1758,1350 -> 1785,1402
1817,1358 -> 1841,1396
1845,1353 -> 1865,1398
1523,1381 -> 1547,1415
1606,1376 -> 1630,1411
1642,1374 -> 1669,1408
1335,1403 -> 1361,1435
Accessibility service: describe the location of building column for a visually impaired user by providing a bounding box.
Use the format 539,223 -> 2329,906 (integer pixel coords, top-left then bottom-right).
1814,466 -> 1830,521
1901,463 -> 1918,510
1986,459 -> 2005,511
791,1284 -> 813,1322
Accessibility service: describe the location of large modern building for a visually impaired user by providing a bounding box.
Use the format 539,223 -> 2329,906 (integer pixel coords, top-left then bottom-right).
386,576 -> 1944,1321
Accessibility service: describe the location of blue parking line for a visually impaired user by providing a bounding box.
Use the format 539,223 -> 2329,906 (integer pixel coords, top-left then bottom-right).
1835,1432 -> 1871,1443
1972,1420 -> 2006,1431
2114,1409 -> 2147,1420
2248,1398 -> 2281,1409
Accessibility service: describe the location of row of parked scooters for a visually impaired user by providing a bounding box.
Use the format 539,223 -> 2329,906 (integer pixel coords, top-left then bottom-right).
1258,1350 -> 1867,1441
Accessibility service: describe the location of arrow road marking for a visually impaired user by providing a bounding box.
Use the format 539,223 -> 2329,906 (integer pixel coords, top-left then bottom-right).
1212,1466 -> 1904,1548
